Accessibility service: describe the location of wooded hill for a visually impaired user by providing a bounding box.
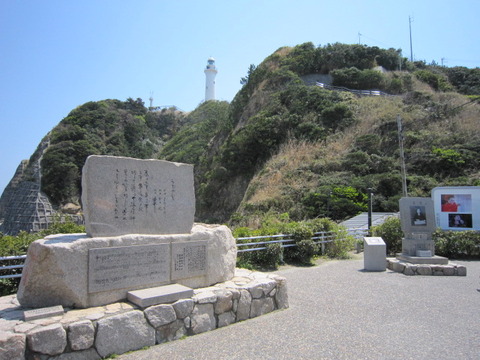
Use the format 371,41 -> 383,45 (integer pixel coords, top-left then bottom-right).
3,42 -> 480,230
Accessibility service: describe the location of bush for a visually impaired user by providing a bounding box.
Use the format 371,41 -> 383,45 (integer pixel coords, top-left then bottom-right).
324,227 -> 355,259
433,230 -> 480,259
283,223 -> 317,265
0,219 -> 86,296
371,216 -> 402,255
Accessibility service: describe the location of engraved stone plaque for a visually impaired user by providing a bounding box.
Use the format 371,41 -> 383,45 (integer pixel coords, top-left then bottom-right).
88,244 -> 170,293
24,305 -> 64,321
82,155 -> 195,237
171,241 -> 208,280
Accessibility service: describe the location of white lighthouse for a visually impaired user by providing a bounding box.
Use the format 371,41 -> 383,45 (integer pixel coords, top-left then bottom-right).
204,57 -> 217,101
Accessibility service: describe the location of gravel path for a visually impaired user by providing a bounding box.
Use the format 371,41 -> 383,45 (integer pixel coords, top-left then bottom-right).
119,257 -> 480,360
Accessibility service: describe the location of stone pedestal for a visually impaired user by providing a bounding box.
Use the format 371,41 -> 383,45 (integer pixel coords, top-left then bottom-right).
396,253 -> 449,265
17,224 -> 237,309
397,197 -> 451,266
363,237 -> 386,271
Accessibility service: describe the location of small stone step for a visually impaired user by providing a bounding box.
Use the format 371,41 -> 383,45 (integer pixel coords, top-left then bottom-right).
127,284 -> 193,308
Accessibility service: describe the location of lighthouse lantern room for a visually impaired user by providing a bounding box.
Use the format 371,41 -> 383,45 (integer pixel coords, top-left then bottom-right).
204,57 -> 217,101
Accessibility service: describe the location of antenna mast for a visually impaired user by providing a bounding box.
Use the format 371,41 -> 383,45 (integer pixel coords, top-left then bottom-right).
409,16 -> 414,62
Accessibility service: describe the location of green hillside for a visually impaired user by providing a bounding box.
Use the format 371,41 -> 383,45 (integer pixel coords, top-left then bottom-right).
6,42 -> 480,228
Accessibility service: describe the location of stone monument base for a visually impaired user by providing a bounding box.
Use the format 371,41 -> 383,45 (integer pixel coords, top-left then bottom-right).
0,269 -> 289,359
387,258 -> 466,276
17,224 -> 237,309
396,253 -> 449,265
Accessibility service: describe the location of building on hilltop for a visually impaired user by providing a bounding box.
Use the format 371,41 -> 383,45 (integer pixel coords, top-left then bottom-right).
204,57 -> 217,101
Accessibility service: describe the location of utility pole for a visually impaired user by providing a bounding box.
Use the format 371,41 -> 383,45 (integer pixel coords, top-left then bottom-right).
409,16 -> 414,62
358,32 -> 362,45
367,188 -> 373,235
397,115 -> 408,197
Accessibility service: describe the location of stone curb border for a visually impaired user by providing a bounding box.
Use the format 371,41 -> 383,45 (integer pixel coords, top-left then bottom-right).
0,269 -> 288,359
387,258 -> 467,276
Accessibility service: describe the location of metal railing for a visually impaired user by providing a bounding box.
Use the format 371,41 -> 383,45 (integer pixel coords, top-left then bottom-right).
0,228 -> 369,279
0,255 -> 27,279
316,82 -> 397,97
237,228 -> 368,254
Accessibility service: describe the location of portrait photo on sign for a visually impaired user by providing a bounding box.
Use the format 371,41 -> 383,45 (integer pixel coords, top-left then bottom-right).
441,194 -> 472,212
448,213 -> 472,228
410,206 -> 427,226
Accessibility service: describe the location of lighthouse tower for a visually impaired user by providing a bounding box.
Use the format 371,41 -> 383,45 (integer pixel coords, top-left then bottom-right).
204,57 -> 217,101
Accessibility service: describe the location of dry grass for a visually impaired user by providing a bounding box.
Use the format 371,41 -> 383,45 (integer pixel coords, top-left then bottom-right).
239,75 -> 480,214
245,139 -> 321,205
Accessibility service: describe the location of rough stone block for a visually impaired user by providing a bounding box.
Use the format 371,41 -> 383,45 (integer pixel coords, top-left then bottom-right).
416,265 -> 433,276
244,281 -> 264,299
50,348 -> 101,360
82,155 -> 195,237
27,323 -> 67,356
250,297 -> 275,318
144,304 -> 177,328
217,311 -> 236,328
172,299 -> 194,319
95,310 -> 155,358
456,266 -> 467,276
403,264 -> 416,276
392,261 -> 406,273
67,320 -> 95,351
236,290 -> 252,321
271,275 -> 289,310
194,291 -> 217,304
190,304 -> 215,334
0,332 -> 25,360
156,319 -> 186,343
213,290 -> 233,314
443,265 -> 455,276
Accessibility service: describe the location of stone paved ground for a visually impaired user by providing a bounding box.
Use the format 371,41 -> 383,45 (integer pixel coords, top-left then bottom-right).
119,256 -> 480,360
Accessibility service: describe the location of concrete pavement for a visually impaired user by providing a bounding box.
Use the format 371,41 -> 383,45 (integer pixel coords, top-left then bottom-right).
119,256 -> 480,360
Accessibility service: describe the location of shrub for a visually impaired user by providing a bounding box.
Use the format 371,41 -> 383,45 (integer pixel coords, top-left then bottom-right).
371,216 -> 402,255
0,218 -> 86,296
433,230 -> 480,259
324,227 -> 355,259
283,223 -> 317,265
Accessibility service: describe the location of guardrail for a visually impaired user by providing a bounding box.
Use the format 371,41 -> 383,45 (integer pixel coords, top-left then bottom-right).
316,82 -> 397,97
237,228 -> 368,254
0,228 -> 369,279
0,255 -> 27,279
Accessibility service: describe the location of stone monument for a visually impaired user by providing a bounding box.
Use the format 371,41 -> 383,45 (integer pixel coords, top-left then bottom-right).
397,197 -> 448,264
363,237 -> 386,271
17,156 -> 237,308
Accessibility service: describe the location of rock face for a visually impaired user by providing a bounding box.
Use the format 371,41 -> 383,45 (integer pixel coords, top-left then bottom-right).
17,224 -> 237,308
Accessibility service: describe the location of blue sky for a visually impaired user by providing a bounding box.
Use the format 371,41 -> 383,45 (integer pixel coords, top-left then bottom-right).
1,0 -> 479,195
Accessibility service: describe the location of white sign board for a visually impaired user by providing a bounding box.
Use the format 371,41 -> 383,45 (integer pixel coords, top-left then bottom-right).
432,186 -> 480,231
